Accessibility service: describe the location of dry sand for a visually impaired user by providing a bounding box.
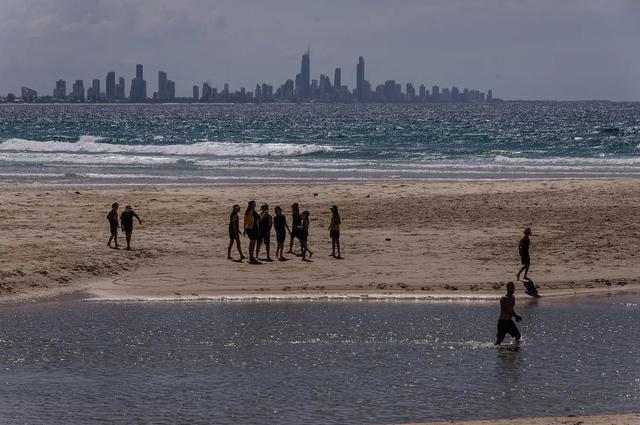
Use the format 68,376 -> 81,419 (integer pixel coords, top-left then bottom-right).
0,179 -> 639,300
405,412 -> 640,425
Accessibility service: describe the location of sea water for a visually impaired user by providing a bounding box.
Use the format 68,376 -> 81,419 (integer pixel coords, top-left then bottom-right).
1,102 -> 640,184
0,294 -> 638,424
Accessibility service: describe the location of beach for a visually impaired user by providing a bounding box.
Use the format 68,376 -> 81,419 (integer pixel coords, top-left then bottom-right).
1,178 -> 638,301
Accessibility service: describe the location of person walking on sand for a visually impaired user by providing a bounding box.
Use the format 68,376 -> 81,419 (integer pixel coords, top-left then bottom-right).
495,281 -> 522,347
274,206 -> 290,261
517,228 -> 532,281
256,204 -> 273,262
289,203 -> 302,255
120,205 -> 142,251
328,205 -> 343,259
228,204 -> 245,261
299,210 -> 313,262
107,202 -> 120,249
243,201 -> 261,264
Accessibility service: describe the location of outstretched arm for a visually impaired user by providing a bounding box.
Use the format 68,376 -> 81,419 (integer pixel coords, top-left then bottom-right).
133,212 -> 142,224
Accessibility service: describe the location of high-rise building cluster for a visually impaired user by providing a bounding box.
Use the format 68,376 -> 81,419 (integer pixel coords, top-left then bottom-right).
4,52 -> 498,104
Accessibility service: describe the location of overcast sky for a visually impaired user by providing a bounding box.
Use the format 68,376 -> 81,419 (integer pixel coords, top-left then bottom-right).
1,0 -> 640,100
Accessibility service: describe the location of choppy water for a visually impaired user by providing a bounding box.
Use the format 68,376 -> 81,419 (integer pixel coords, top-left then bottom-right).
0,295 -> 638,424
1,102 -> 640,184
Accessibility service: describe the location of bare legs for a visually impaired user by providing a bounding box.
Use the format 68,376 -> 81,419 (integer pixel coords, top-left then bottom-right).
331,238 -> 342,259
228,238 -> 245,260
301,241 -> 313,261
516,264 -> 530,281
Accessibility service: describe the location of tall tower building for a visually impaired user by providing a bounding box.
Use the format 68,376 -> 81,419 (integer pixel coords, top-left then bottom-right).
92,79 -> 100,101
117,77 -> 126,99
130,64 -> 147,101
158,71 -> 168,100
300,50 -> 311,99
356,56 -> 365,101
193,85 -> 199,101
54,79 -> 66,99
106,72 -> 116,99
334,68 -> 342,90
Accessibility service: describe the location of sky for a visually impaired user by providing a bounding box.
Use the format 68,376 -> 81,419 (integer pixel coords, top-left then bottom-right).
1,0 -> 640,100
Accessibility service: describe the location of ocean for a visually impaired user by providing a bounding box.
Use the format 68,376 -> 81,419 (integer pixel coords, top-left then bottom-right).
1,102 -> 640,185
0,295 -> 638,424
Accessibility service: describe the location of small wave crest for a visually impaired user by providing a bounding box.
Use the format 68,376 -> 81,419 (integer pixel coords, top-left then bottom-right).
0,136 -> 335,158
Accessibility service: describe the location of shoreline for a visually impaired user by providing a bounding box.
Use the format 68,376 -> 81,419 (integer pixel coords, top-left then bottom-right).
407,413 -> 640,425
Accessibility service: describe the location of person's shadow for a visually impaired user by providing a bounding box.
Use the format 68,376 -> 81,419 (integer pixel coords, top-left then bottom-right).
522,277 -> 541,298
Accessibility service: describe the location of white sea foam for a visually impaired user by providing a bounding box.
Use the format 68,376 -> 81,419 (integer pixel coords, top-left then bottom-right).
0,136 -> 335,157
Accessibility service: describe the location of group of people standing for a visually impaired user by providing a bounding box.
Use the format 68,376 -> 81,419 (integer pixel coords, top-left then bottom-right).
228,201 -> 342,264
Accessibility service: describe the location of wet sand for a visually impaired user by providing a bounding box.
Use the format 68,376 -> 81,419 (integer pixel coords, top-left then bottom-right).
0,179 -> 638,300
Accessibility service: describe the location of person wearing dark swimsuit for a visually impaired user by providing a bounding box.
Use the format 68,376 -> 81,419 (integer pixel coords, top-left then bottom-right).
120,205 -> 142,251
227,204 -> 245,261
274,206 -> 290,261
107,202 -> 120,249
256,204 -> 273,262
517,228 -> 532,281
289,203 -> 302,255
243,201 -> 260,264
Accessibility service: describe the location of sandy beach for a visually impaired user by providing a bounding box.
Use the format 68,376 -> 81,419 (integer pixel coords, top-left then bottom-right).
0,179 -> 638,301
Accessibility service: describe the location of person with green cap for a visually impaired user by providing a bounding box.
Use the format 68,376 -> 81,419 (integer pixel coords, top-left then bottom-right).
328,205 -> 342,259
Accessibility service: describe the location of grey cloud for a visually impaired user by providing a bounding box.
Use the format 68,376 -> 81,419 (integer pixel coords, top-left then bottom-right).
1,0 -> 640,100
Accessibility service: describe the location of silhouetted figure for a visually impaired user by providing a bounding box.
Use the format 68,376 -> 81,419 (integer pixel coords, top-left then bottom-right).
495,282 -> 522,347
328,205 -> 342,259
300,210 -> 313,261
243,201 -> 260,264
517,228 -> 532,281
120,205 -> 142,250
274,206 -> 290,261
107,202 -> 120,249
227,204 -> 245,261
289,203 -> 302,255
256,204 -> 273,262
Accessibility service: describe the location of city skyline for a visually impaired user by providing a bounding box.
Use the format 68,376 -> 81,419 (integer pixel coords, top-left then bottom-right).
7,50 -> 496,104
2,1 -> 640,101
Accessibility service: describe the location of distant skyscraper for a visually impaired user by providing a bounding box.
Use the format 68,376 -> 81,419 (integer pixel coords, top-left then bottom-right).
300,50 -> 311,99
487,89 -> 493,102
54,79 -> 66,99
431,85 -> 440,102
406,83 -> 416,102
419,84 -> 426,101
193,85 -> 199,101
201,83 -> 212,101
91,79 -> 100,101
334,67 -> 342,89
167,80 -> 175,100
158,71 -> 168,100
21,87 -> 37,102
106,72 -> 116,99
117,77 -> 126,99
130,64 -> 147,101
356,56 -> 365,101
72,80 -> 84,102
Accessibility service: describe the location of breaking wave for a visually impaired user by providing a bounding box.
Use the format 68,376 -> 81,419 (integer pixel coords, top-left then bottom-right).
0,136 -> 335,157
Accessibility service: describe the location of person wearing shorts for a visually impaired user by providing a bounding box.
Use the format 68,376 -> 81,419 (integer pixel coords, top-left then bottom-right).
227,204 -> 245,261
495,282 -> 522,346
273,206 -> 290,261
256,204 -> 273,262
243,201 -> 260,264
107,202 -> 120,249
328,205 -> 342,259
